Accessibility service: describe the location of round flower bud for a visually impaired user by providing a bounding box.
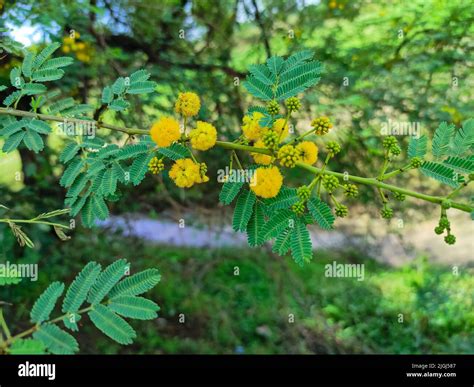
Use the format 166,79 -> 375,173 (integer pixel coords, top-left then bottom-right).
278,144 -> 302,168
266,100 -> 280,116
291,201 -> 306,216
444,234 -> 456,245
393,191 -> 406,201
326,141 -> 341,156
380,206 -> 394,219
335,204 -> 349,218
285,97 -> 301,112
410,157 -> 423,168
311,116 -> 332,135
382,136 -> 398,150
322,174 -> 339,193
343,184 -> 358,198
297,185 -> 311,201
148,157 -> 164,174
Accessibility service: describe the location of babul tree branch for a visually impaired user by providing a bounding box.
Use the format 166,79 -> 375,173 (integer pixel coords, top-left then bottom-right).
0,107 -> 472,214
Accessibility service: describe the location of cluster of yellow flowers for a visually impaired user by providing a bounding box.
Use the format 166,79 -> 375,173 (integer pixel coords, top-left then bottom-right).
149,92 -> 215,188
62,32 -> 92,63
240,107 -> 325,199
168,158 -> 209,188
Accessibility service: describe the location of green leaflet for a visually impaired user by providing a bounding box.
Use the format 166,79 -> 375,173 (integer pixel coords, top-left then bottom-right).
8,339 -> 46,355
243,51 -> 321,102
129,69 -> 151,83
307,197 -> 335,230
86,159 -> 106,177
1,119 -> 25,137
115,143 -> 149,161
80,195 -> 96,227
290,219 -> 313,266
32,68 -> 65,82
432,122 -> 455,159
109,296 -> 160,320
68,190 -> 90,217
21,51 -> 35,77
60,142 -> 81,163
112,77 -> 126,94
3,90 -> 22,106
157,143 -> 190,161
110,99 -> 130,111
232,189 -> 256,232
22,83 -> 47,95
262,208 -> 294,240
48,97 -> 75,114
264,186 -> 299,213
88,259 -> 128,304
420,161 -> 459,188
88,304 -> 137,345
272,228 -> 292,255
26,119 -> 51,134
30,282 -> 65,324
247,64 -> 275,86
62,262 -> 102,313
97,144 -> 120,159
40,56 -> 74,71
2,130 -> 25,152
33,42 -> 61,69
127,81 -> 157,94
219,180 -> 244,205
101,167 -> 119,195
247,201 -> 265,247
109,269 -> 161,298
23,129 -> 44,153
10,67 -> 23,88
130,153 -> 153,185
407,135 -> 428,159
92,195 -> 109,220
101,86 -> 113,104
33,324 -> 79,355
66,173 -> 89,197
443,156 -> 474,174
60,158 -> 85,187
450,119 -> 474,156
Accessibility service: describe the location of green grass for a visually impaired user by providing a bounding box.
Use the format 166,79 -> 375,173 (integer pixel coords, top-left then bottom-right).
2,228 -> 474,354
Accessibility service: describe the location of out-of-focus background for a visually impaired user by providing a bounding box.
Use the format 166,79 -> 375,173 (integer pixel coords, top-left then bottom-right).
0,0 -> 473,354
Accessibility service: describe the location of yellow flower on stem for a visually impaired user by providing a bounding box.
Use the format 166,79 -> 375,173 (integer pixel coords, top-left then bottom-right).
189,121 -> 217,151
272,118 -> 289,142
296,141 -> 318,165
241,112 -> 267,141
169,158 -> 201,188
251,140 -> 272,165
250,166 -> 283,198
175,92 -> 201,117
150,117 -> 181,147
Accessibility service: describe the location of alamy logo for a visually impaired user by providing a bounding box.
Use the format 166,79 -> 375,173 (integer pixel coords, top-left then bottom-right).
217,167 -> 256,185
18,362 -> 56,381
325,261 -> 365,281
380,119 -> 421,138
0,262 -> 38,281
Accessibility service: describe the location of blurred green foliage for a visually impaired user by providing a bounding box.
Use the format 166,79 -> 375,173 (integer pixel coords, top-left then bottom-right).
3,228 -> 473,354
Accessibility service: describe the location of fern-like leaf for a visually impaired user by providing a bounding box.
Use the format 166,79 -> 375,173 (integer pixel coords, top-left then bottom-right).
109,296 -> 159,320
264,186 -> 299,213
60,158 -> 85,187
33,324 -> 79,354
62,262 -> 102,313
407,135 -> 428,159
450,119 -> 474,157
109,269 -> 161,298
290,219 -> 312,266
8,339 -> 46,355
232,189 -> 256,232
262,208 -> 294,240
88,304 -> 137,345
420,161 -> 460,188
432,122 -> 455,159
243,76 -> 273,101
307,197 -> 335,230
157,143 -> 191,161
247,201 -> 265,247
219,181 -> 244,205
30,282 -> 65,324
272,228 -> 292,255
88,259 -> 128,304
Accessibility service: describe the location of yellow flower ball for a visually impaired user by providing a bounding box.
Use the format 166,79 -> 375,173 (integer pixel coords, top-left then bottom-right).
297,141 -> 318,165
272,118 -> 289,142
150,117 -> 181,147
169,158 -> 201,188
241,112 -> 267,141
189,121 -> 217,151
250,166 -> 283,199
251,140 -> 272,165
278,144 -> 302,168
175,92 -> 201,117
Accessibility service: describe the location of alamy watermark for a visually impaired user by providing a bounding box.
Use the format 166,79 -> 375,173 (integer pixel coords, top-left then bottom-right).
56,120 -> 96,139
380,119 -> 421,139
217,167 -> 256,185
0,261 -> 38,281
325,261 -> 364,281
